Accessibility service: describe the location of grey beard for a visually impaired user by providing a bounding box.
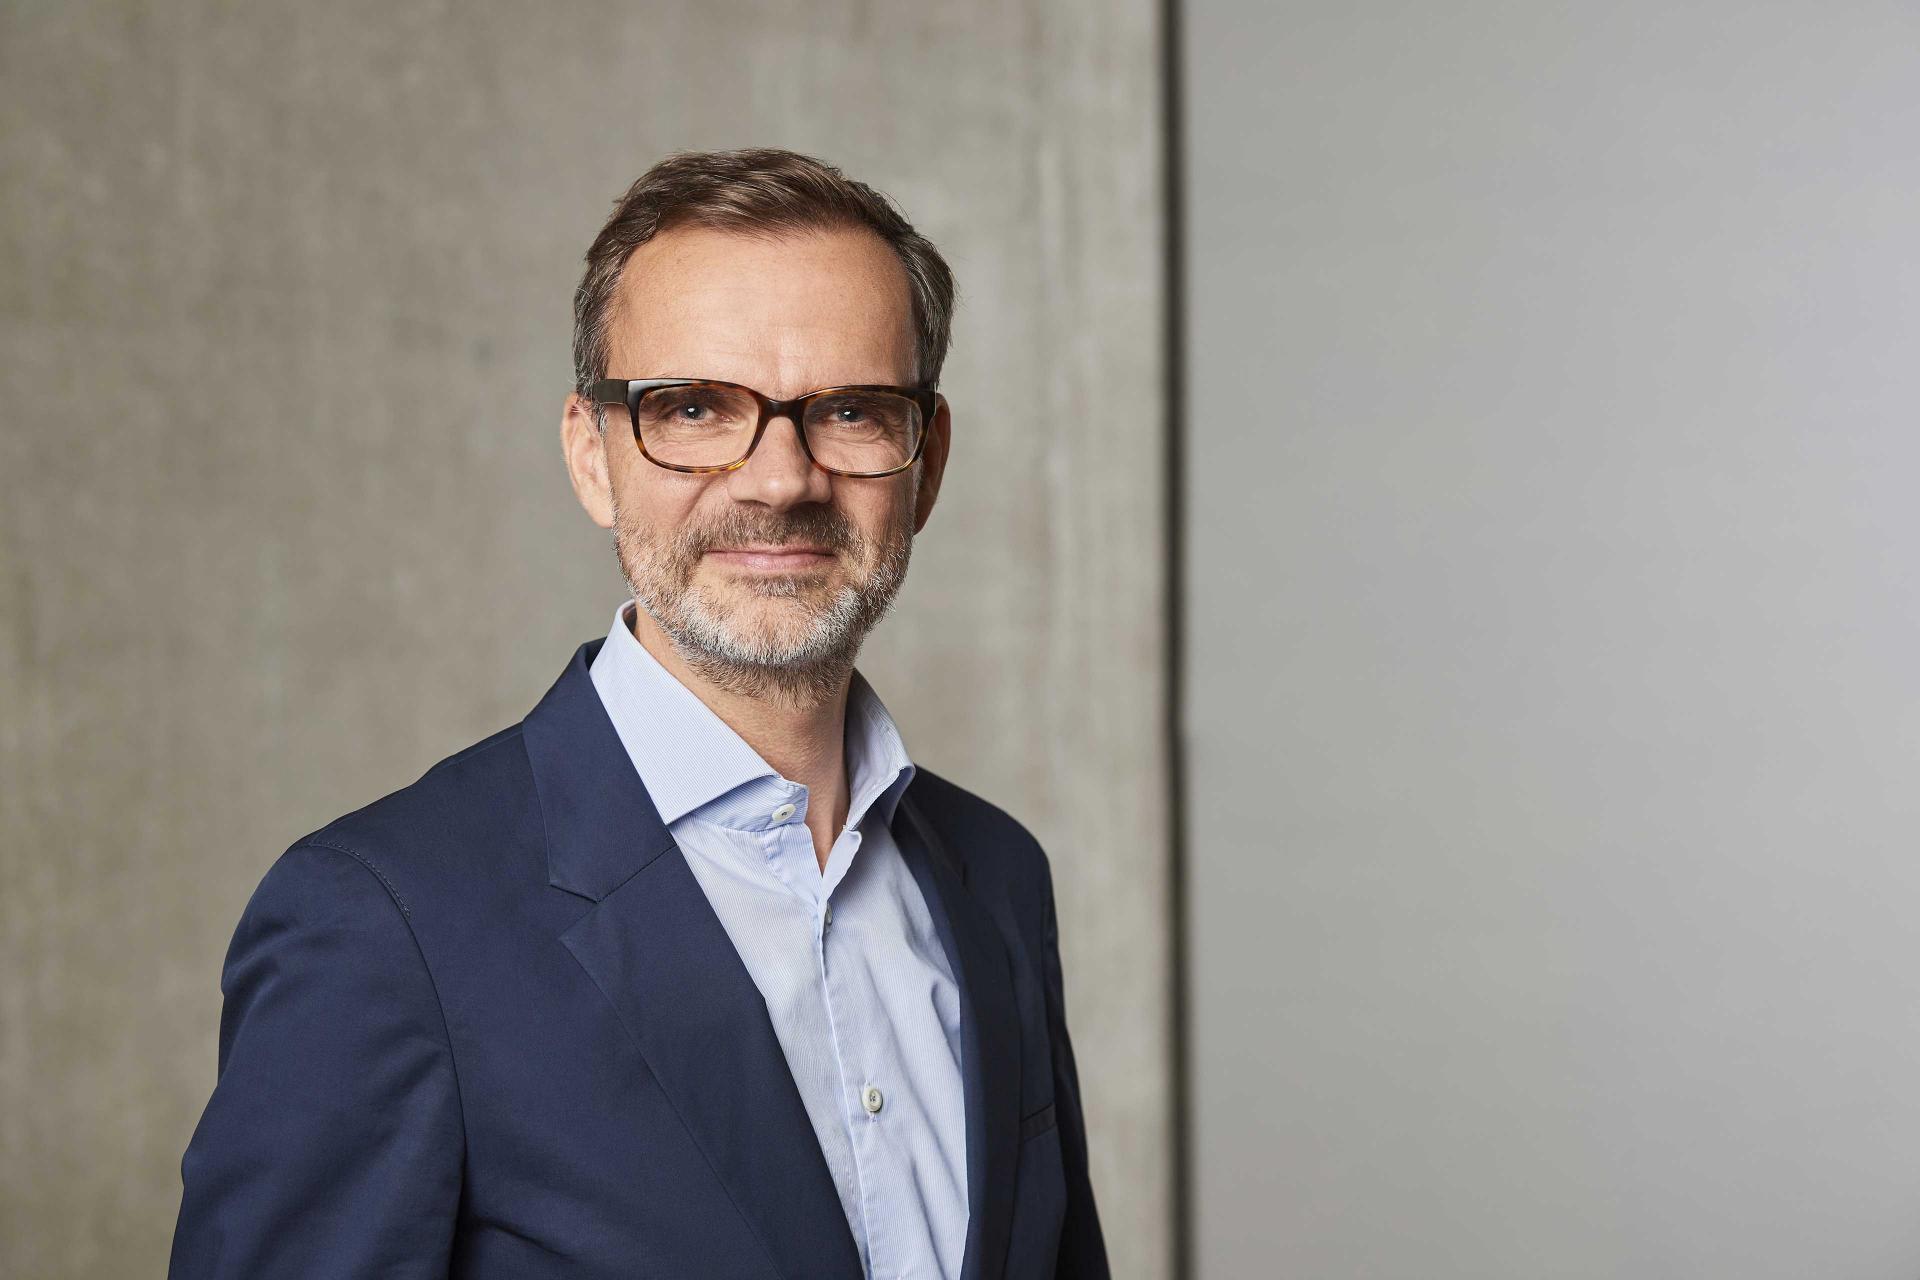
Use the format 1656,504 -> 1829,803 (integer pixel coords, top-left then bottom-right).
612,492 -> 914,709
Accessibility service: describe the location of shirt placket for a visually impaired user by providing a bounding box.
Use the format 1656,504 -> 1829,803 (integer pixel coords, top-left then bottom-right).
761,794 -> 895,1278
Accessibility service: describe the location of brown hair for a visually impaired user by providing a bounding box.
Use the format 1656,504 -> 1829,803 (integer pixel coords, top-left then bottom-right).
571,148 -> 956,401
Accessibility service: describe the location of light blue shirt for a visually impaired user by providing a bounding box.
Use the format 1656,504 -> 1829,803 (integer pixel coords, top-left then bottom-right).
589,600 -> 969,1280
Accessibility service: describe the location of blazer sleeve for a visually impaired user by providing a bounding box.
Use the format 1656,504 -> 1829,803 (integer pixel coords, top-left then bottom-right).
1039,857 -> 1112,1279
169,842 -> 465,1278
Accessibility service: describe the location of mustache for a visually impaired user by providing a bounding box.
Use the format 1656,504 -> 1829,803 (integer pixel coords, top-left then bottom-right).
676,506 -> 862,558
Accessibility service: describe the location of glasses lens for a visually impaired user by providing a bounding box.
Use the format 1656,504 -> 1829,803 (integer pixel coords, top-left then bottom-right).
634,382 -> 759,467
801,391 -> 924,474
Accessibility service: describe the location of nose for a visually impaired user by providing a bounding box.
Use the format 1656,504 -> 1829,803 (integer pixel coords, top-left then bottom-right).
725,413 -> 833,510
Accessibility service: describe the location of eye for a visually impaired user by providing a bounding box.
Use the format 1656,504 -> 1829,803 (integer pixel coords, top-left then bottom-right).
664,398 -> 711,420
638,386 -> 744,426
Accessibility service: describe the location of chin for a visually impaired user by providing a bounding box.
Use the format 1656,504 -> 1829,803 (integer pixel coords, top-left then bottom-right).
705,595 -> 834,643
712,568 -> 847,606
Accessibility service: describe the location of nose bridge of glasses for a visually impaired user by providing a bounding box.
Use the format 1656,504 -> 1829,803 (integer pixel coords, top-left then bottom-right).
749,394 -> 818,466
760,392 -> 810,426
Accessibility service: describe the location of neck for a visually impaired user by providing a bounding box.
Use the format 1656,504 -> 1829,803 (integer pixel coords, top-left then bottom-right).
624,604 -> 853,838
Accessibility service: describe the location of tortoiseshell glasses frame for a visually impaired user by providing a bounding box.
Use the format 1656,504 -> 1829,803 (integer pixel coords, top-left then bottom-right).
587,377 -> 939,478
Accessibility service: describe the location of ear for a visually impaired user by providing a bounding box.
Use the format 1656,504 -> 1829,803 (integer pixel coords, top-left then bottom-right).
911,394 -> 951,535
561,392 -> 615,530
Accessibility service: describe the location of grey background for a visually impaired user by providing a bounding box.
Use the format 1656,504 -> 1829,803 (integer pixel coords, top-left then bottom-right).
1183,2 -> 1920,1277
0,3 -> 1170,1276
16,1 -> 1914,1276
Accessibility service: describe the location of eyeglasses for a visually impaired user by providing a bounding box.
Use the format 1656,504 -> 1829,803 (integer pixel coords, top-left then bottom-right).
588,377 -> 938,478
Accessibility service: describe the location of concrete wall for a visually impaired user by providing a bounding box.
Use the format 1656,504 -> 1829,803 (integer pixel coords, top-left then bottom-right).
0,3 -> 1170,1275
1183,3 -> 1920,1277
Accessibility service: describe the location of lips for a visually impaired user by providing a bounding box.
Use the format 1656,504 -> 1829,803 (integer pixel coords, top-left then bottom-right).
705,546 -> 836,571
709,545 -> 831,555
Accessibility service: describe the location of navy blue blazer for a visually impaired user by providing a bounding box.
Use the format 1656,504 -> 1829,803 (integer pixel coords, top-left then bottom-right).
170,637 -> 1110,1279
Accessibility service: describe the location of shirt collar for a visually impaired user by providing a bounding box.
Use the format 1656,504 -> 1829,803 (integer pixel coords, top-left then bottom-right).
587,599 -> 916,832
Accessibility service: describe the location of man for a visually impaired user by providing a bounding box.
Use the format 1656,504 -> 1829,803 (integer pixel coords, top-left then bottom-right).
169,148 -> 1109,1280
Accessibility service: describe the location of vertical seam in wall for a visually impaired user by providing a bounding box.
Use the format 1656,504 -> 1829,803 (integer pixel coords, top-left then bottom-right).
1159,0 -> 1193,1273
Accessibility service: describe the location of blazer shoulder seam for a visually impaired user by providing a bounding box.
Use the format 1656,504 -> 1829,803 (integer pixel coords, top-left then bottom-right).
301,834 -> 414,916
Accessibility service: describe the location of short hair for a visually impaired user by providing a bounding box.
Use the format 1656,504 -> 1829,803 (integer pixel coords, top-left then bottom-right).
571,148 -> 956,402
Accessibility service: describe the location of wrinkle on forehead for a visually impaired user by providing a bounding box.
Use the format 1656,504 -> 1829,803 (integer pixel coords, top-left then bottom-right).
608,225 -> 918,396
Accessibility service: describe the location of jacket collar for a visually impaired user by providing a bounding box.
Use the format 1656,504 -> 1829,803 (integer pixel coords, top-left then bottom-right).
526,637 -> 675,902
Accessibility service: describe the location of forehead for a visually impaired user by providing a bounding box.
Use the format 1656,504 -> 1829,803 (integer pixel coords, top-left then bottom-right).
607,224 -> 917,391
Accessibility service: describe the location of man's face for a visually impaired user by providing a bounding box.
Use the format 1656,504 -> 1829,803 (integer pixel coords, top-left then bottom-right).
562,224 -> 949,699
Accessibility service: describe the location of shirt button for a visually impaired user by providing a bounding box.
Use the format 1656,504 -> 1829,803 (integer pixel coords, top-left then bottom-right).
862,1085 -> 884,1115
771,802 -> 797,823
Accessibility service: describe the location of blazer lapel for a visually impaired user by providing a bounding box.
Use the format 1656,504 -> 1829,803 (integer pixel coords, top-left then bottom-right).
524,639 -> 862,1280
895,790 -> 1022,1280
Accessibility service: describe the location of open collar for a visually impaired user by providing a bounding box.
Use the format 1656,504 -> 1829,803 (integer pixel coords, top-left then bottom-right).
587,599 -> 916,834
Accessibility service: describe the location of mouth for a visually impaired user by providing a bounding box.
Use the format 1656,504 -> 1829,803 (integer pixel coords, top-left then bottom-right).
704,545 -> 837,572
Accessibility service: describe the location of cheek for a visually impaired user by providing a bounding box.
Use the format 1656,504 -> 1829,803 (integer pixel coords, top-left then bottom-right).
617,471 -> 715,535
845,484 -> 915,542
